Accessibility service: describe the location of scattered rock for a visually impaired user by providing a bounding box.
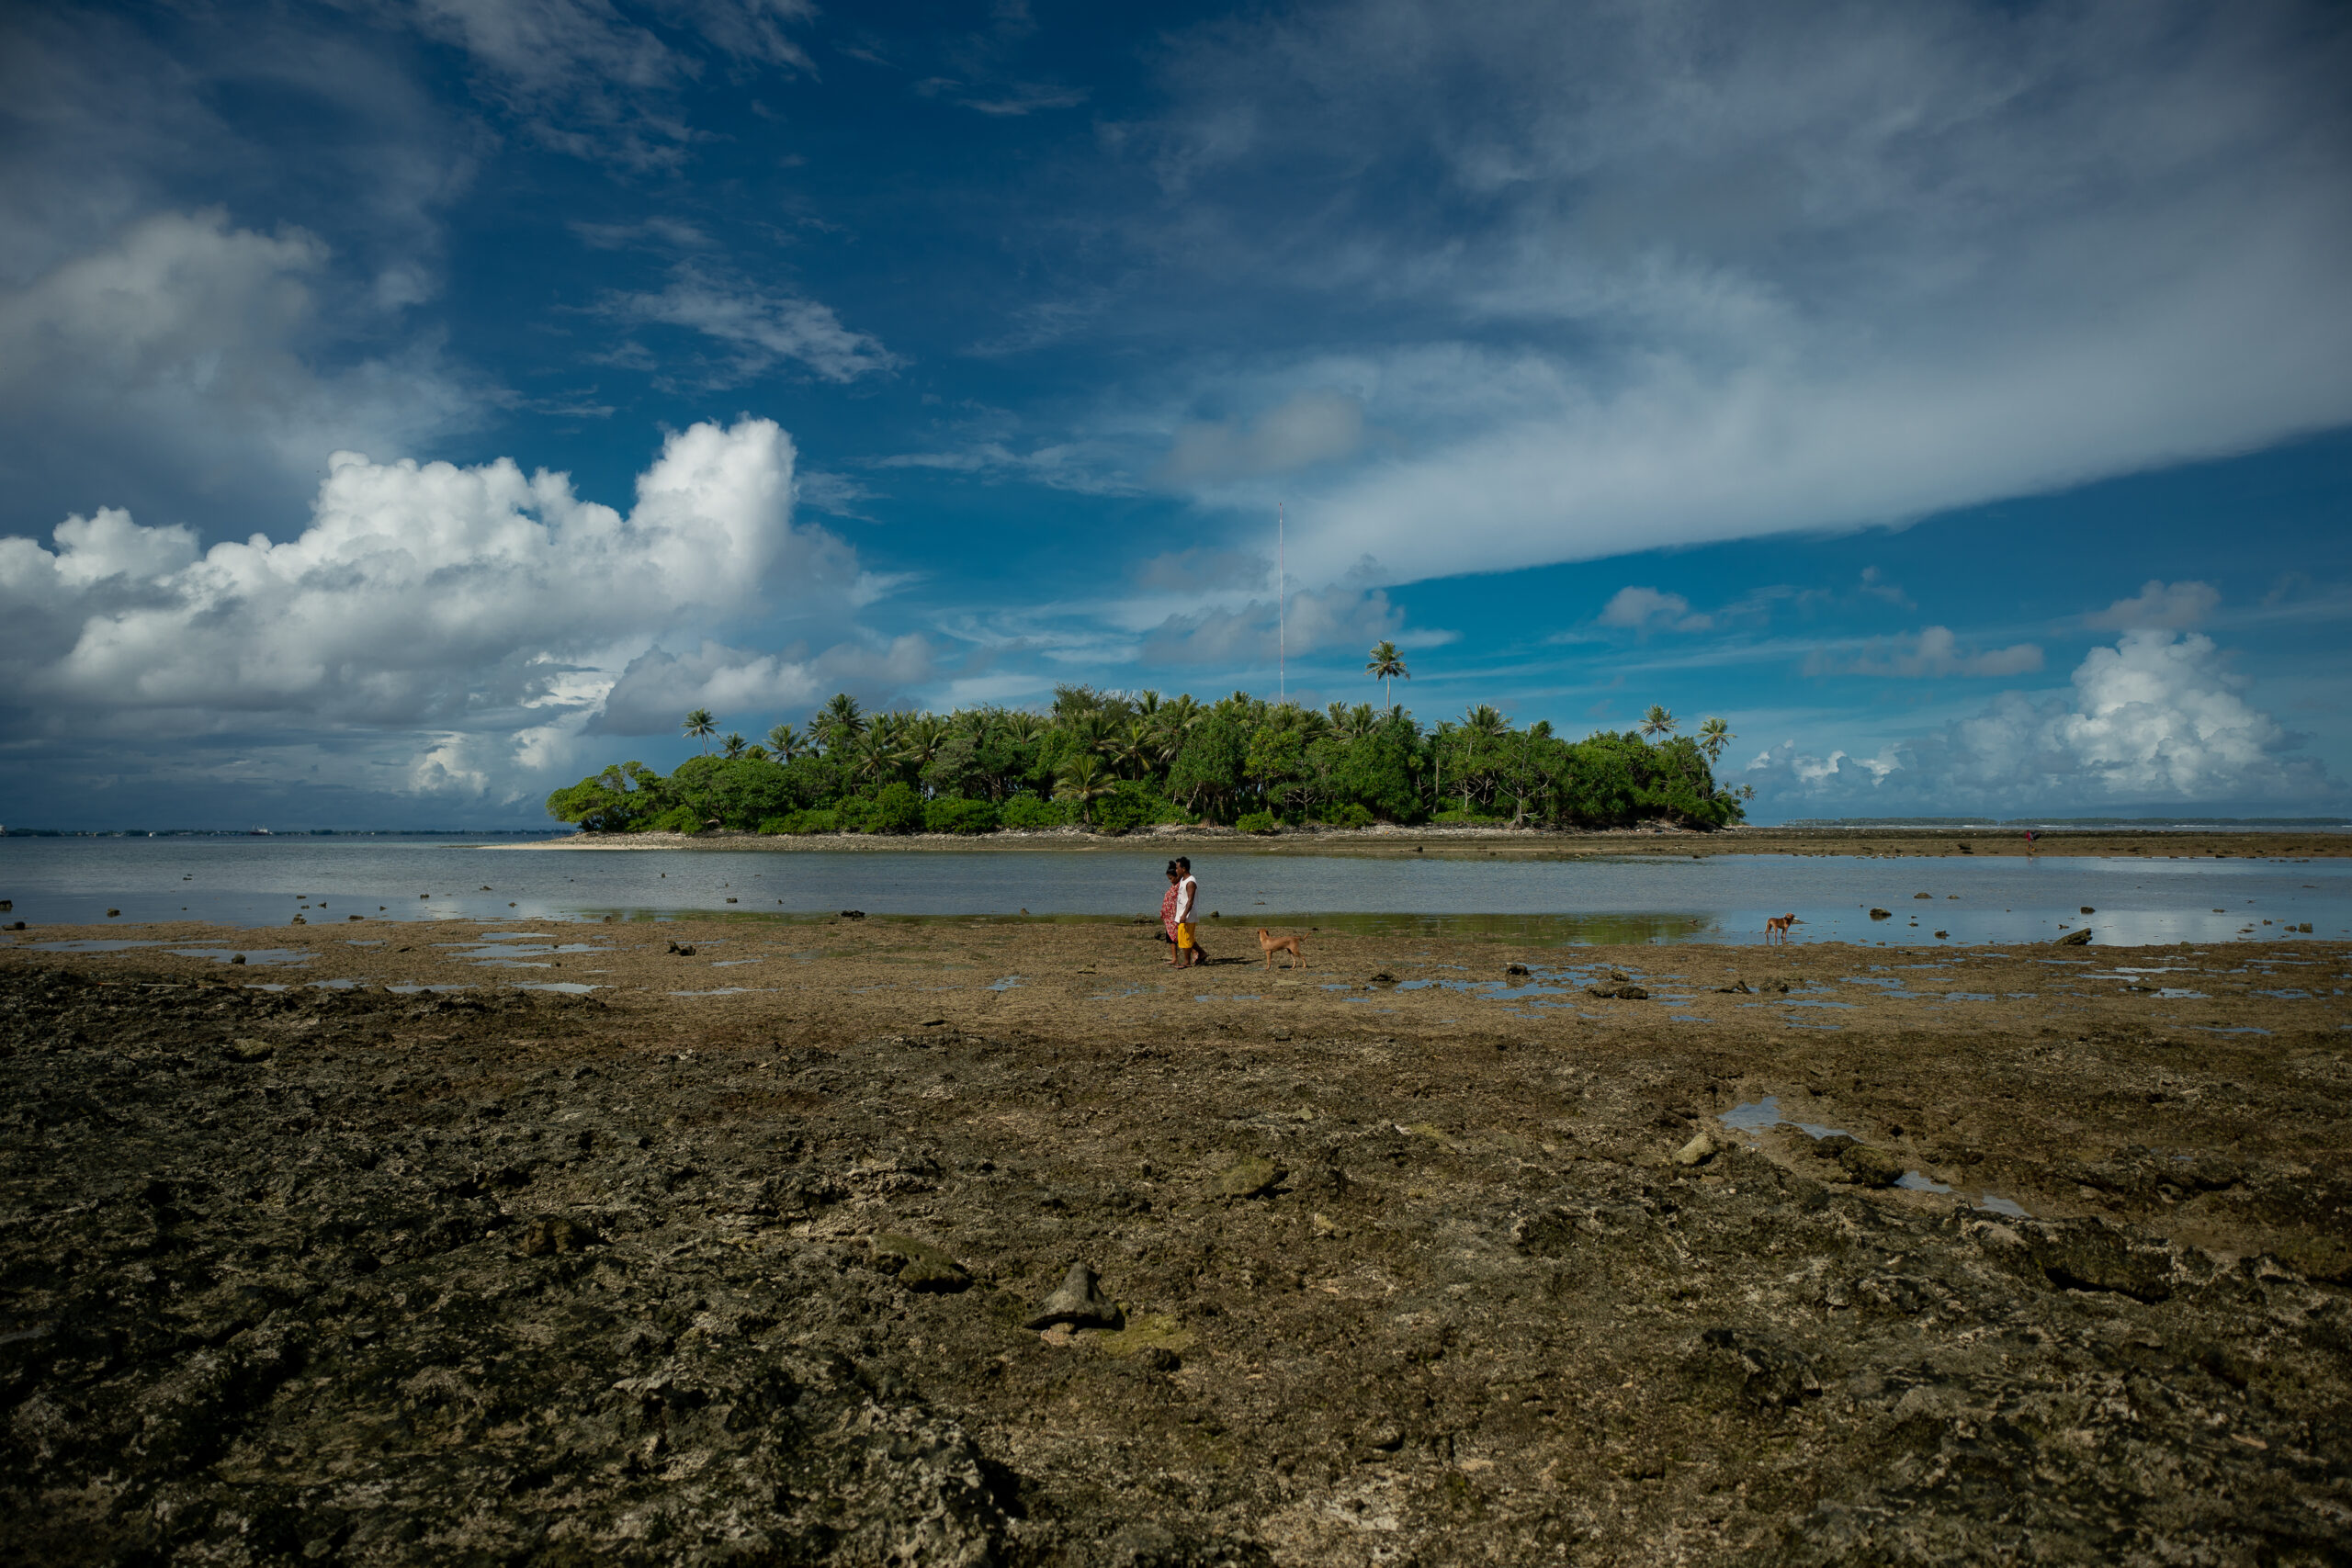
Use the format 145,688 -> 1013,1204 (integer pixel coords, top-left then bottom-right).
871,1233 -> 971,1292
1714,980 -> 1753,994
1367,971 -> 1396,984
2081,906 -> 2096,914
1209,1155 -> 1284,1199
223,1037 -> 275,1063
1913,893 -> 1931,899
515,1215 -> 598,1257
1587,983 -> 1649,1000
2056,928 -> 2094,946
228,953 -> 246,965
1025,1262 -> 1123,1330
1674,1130 -> 1719,1167
1868,908 -> 1892,919
841,909 -> 866,919
1837,1145 -> 1907,1188
1505,963 -> 1531,977
667,940 -> 698,955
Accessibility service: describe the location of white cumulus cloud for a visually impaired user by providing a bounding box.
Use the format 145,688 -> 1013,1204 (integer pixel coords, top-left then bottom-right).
595,634 -> 935,736
0,417 -> 900,806
2087,579 -> 2222,631
1596,587 -> 1712,636
1747,629 -> 2335,812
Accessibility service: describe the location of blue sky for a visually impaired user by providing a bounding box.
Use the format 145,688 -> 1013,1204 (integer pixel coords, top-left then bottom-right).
3,0 -> 2350,827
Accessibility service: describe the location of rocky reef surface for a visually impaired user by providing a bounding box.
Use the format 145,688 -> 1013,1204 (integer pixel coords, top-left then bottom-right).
2,930 -> 2347,1564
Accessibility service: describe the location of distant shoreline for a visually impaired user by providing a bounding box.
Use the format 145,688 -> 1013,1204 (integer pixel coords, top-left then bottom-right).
503,824 -> 2352,858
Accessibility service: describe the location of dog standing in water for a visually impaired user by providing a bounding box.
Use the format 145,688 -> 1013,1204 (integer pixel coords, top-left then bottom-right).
1257,929 -> 1306,969
1763,913 -> 1798,944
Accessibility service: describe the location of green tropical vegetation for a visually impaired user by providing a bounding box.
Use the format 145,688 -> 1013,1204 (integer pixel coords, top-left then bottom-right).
545,649 -> 1747,837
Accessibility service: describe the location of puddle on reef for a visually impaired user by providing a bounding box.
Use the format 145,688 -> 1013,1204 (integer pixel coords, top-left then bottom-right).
1718,1096 -> 2030,1218
24,939 -> 170,953
988,976 -> 1023,992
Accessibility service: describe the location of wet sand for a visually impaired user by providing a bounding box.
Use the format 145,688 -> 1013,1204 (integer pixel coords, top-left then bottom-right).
3,918 -> 2347,1562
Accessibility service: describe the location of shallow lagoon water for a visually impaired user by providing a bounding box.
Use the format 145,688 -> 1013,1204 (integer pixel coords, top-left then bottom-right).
3,836 -> 2348,946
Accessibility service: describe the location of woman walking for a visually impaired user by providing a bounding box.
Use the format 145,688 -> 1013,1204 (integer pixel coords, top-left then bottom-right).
1159,862 -> 1183,964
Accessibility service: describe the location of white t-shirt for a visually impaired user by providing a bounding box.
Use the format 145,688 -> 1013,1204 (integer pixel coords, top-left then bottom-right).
1174,874 -> 1197,923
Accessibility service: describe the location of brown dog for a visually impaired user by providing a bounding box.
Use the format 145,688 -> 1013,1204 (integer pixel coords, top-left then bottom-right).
1257,928 -> 1306,970
1763,913 -> 1798,944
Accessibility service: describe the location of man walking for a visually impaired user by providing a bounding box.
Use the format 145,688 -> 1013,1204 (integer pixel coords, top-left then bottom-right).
1172,857 -> 1204,967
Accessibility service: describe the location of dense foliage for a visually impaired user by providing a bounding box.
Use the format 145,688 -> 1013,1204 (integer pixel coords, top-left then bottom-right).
545,685 -> 1747,835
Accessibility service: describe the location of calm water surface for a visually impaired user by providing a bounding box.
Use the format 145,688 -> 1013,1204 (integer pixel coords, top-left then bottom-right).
3,837 -> 2347,946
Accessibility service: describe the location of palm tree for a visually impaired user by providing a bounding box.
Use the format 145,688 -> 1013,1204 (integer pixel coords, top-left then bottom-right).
1111,720 -> 1160,780
1640,704 -> 1678,739
814,693 -> 865,750
1698,716 -> 1734,762
1054,754 -> 1114,825
766,723 -> 805,762
1463,703 -> 1509,738
720,732 -> 747,760
682,708 -> 718,753
848,731 -> 899,789
1366,640 -> 1409,712
744,743 -> 771,761
896,715 -> 952,775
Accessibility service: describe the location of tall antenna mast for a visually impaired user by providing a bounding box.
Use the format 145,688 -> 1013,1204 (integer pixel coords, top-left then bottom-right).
1277,500 -> 1286,704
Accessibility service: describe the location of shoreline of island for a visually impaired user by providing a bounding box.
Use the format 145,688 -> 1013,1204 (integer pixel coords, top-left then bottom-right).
501,823 -> 2352,858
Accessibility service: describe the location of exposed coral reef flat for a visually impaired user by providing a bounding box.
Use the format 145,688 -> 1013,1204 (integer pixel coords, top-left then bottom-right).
2,919 -> 2347,1564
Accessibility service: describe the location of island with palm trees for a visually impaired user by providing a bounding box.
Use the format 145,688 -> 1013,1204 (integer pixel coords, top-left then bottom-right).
547,645 -> 1747,839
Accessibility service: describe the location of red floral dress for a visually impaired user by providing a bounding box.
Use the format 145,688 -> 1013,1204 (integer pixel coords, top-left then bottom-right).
1159,882 -> 1181,944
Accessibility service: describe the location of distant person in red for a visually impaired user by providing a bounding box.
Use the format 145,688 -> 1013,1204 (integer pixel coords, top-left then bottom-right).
1159,862 -> 1182,964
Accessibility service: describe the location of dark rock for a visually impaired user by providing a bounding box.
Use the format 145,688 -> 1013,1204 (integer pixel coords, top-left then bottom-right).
2056,927 -> 2093,945
1837,1145 -> 1906,1188
1868,908 -> 1892,919
841,909 -> 866,919
516,1215 -> 598,1256
1026,1262 -> 1123,1330
2019,1219 -> 2175,1301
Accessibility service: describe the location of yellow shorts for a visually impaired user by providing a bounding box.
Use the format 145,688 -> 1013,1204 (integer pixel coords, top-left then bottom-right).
1175,923 -> 1196,949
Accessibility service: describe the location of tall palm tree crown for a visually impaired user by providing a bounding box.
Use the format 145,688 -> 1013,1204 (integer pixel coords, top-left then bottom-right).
1640,705 -> 1678,739
1365,640 -> 1409,711
682,708 -> 718,753
813,693 -> 865,750
1697,716 -> 1734,762
720,733 -> 747,760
